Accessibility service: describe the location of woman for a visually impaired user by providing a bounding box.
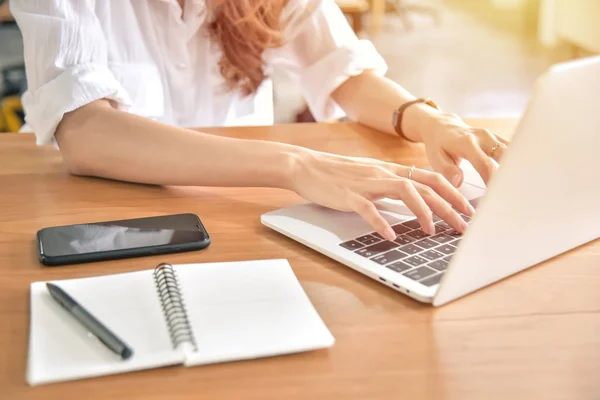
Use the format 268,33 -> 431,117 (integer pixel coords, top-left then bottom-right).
12,0 -> 507,241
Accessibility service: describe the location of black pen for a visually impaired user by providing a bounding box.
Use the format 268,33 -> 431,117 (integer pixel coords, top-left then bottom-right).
46,282 -> 134,360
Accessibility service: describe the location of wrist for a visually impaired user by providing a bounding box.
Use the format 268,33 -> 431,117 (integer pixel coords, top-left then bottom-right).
400,102 -> 441,143
269,144 -> 307,191
235,140 -> 305,190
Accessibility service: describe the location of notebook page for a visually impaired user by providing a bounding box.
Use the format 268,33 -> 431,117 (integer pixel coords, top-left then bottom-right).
175,259 -> 335,366
27,269 -> 184,385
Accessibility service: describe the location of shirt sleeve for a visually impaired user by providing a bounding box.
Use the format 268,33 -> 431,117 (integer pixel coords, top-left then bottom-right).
11,0 -> 131,145
264,0 -> 388,121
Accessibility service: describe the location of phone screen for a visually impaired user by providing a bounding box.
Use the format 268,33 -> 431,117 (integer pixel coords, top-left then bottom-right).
38,214 -> 209,257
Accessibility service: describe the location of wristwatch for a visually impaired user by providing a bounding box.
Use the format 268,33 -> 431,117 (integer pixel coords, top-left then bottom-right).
392,97 -> 439,141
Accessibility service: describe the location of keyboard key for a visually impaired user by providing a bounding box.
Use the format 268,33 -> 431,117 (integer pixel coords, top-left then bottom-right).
386,261 -> 412,273
356,234 -> 381,245
356,248 -> 377,258
391,224 -> 411,235
436,244 -> 456,255
399,243 -> 422,255
428,259 -> 448,271
371,232 -> 384,240
421,273 -> 444,287
414,238 -> 438,250
401,219 -> 421,230
407,229 -> 429,240
431,233 -> 455,244
443,255 -> 454,263
436,221 -> 451,230
420,249 -> 445,261
394,234 -> 417,246
404,255 -> 429,267
432,215 -> 442,222
403,266 -> 437,281
355,241 -> 399,257
434,224 -> 448,234
446,230 -> 462,237
450,239 -> 461,246
339,240 -> 364,250
372,250 -> 407,265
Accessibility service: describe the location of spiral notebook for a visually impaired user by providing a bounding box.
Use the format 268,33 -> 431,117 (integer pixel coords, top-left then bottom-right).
27,259 -> 335,385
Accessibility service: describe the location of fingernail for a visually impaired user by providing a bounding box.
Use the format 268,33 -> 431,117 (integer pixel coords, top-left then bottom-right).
452,174 -> 461,187
467,204 -> 476,216
461,220 -> 469,231
384,227 -> 396,241
428,222 -> 436,236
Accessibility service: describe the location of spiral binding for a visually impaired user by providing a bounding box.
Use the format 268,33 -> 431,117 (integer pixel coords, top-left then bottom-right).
153,263 -> 197,352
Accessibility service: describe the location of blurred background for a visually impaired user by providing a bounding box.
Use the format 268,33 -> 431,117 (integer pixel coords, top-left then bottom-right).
0,0 -> 25,132
1,0 -> 598,132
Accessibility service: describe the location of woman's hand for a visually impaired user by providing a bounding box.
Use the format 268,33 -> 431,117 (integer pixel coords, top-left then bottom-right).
331,72 -> 510,187
420,112 -> 510,187
289,149 -> 475,241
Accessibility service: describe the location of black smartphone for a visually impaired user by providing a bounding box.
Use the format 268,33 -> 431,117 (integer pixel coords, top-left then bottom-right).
36,213 -> 210,266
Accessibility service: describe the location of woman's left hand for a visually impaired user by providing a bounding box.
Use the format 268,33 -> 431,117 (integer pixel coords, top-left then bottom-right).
419,112 -> 510,187
332,72 -> 510,186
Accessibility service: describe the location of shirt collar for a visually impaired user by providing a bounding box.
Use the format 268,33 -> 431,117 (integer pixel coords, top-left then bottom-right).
153,0 -> 209,38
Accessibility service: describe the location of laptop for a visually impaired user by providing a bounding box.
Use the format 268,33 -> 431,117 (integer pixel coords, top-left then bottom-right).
261,56 -> 600,306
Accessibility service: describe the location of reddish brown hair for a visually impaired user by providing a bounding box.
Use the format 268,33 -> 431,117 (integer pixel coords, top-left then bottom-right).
209,0 -> 287,95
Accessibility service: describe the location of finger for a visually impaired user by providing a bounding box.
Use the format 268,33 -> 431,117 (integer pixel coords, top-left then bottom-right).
474,128 -> 508,163
412,182 -> 468,233
412,169 -> 475,216
490,142 -> 508,163
427,149 -> 464,188
348,194 -> 396,241
494,133 -> 511,146
379,179 -> 435,235
453,135 -> 497,184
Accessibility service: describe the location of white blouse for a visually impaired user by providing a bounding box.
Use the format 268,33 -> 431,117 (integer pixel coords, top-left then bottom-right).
11,0 -> 387,145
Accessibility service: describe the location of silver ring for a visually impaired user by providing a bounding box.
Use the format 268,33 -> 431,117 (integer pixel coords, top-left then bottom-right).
490,143 -> 501,158
407,165 -> 415,180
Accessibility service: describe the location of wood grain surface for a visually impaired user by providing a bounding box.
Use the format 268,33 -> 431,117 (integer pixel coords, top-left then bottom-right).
1,121 -> 598,400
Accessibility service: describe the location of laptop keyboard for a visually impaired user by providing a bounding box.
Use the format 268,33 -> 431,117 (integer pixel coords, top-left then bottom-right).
339,214 -> 470,288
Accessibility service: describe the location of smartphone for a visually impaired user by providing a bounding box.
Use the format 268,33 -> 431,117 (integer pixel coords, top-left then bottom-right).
37,213 -> 210,266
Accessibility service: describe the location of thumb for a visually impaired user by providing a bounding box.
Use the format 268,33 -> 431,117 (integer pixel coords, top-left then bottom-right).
430,150 -> 463,188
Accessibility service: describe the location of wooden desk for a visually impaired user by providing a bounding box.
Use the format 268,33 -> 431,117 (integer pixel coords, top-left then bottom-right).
1,122 -> 599,400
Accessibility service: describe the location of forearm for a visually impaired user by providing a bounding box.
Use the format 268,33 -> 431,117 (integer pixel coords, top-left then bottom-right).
56,101 -> 298,188
332,71 -> 441,142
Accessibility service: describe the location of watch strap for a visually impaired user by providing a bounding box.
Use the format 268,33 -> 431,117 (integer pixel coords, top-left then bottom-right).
392,98 -> 439,141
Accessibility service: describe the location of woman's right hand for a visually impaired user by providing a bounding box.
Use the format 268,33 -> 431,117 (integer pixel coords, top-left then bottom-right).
289,149 -> 475,241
